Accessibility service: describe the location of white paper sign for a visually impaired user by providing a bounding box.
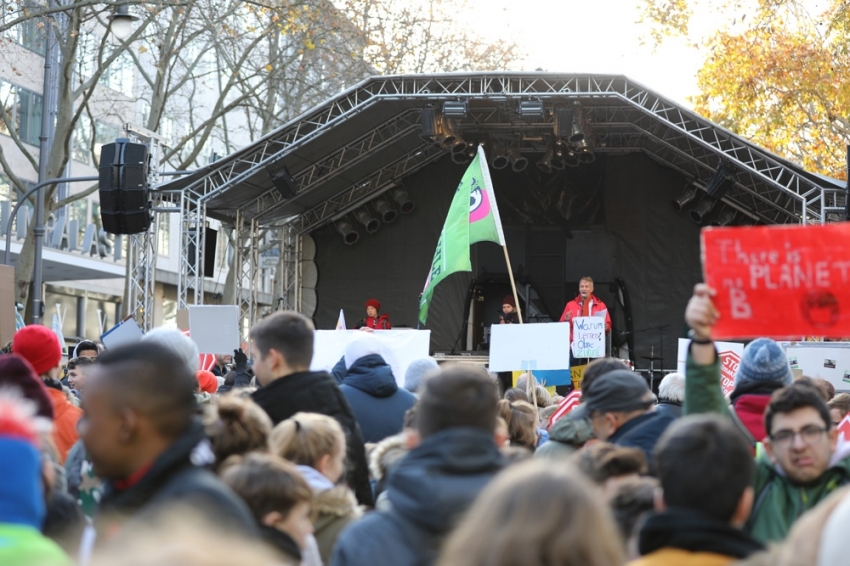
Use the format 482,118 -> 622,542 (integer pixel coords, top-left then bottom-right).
100,317 -> 144,349
489,323 -> 571,372
312,330 -> 431,387
676,338 -> 745,374
189,305 -> 240,354
572,316 -> 605,358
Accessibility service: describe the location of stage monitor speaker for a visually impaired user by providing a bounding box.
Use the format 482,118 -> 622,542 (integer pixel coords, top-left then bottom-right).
98,138 -> 151,235
187,226 -> 218,278
271,166 -> 297,199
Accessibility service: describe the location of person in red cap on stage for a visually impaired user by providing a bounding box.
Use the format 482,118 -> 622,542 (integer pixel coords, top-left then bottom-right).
499,295 -> 519,324
12,324 -> 82,463
356,299 -> 391,331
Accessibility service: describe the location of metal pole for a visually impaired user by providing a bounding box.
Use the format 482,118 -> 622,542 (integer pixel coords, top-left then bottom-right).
33,0 -> 58,324
4,176 -> 100,266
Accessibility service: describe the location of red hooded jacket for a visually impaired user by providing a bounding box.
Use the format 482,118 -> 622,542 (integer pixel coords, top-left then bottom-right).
559,294 -> 611,342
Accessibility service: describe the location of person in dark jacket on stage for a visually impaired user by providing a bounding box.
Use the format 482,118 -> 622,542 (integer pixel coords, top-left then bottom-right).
249,312 -> 374,507
572,370 -> 676,464
499,295 -> 519,324
332,366 -> 504,566
81,344 -> 257,542
355,298 -> 391,330
339,334 -> 417,443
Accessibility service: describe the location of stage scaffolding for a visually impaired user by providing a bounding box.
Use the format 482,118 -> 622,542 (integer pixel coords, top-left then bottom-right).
132,73 -> 843,334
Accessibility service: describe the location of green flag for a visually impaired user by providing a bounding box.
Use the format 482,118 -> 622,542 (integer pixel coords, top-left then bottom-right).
419,147 -> 505,324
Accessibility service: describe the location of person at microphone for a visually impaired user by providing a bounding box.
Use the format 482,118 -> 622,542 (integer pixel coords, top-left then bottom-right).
560,277 -> 612,355
355,298 -> 392,331
499,295 -> 519,324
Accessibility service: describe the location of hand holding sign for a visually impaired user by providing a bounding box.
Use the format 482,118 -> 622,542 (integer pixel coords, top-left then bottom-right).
702,224 -> 850,339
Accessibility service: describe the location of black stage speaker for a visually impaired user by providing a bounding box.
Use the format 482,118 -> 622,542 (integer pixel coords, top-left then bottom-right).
187,226 -> 218,278
554,108 -> 574,138
99,139 -> 151,235
271,166 -> 298,199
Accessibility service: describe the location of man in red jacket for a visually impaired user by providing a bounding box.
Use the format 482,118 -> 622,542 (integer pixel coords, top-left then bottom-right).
560,277 -> 612,368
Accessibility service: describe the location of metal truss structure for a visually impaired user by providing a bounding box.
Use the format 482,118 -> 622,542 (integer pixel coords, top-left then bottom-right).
155,73 -> 843,321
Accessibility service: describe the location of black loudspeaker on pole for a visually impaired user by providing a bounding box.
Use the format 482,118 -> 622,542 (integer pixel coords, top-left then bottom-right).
99,138 -> 152,235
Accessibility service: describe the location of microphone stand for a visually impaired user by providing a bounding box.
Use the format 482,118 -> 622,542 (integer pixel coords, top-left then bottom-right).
620,325 -> 669,390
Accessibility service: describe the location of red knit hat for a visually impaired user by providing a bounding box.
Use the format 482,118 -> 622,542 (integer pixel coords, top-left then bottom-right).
365,299 -> 381,311
12,325 -> 62,376
0,354 -> 54,420
196,370 -> 218,394
502,295 -> 516,308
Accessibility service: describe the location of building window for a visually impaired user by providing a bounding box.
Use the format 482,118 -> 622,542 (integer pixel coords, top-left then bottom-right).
2,3 -> 46,55
99,50 -> 134,98
0,80 -> 43,146
93,121 -> 121,163
72,115 -> 92,164
67,199 -> 89,244
157,214 -> 170,256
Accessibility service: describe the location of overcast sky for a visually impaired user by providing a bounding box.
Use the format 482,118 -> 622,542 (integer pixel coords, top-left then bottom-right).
466,0 -> 708,106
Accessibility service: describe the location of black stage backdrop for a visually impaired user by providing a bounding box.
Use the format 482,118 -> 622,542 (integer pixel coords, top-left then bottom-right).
311,152 -> 703,372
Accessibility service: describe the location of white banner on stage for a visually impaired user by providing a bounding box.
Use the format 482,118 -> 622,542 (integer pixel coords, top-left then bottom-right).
312,330 -> 431,387
488,323 -> 571,372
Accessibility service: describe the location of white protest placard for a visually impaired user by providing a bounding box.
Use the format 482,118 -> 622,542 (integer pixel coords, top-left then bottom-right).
488,323 -> 571,372
188,305 -> 240,354
312,330 -> 431,387
571,316 -> 605,358
677,338 -> 745,395
100,317 -> 144,349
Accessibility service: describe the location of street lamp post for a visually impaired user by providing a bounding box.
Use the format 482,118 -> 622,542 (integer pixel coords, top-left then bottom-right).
30,1 -> 137,324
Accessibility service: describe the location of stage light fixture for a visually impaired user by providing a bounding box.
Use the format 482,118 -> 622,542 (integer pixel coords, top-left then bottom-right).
710,209 -> 736,227
537,147 -> 554,173
354,208 -> 380,234
491,140 -> 509,170
671,184 -> 698,212
569,115 -> 585,144
689,198 -> 716,224
374,198 -> 398,224
442,119 -> 468,154
706,163 -> 737,199
442,100 -> 468,118
336,220 -> 360,245
452,151 -> 471,165
508,147 -> 528,172
564,149 -> 580,168
518,100 -> 544,118
391,187 -> 415,214
574,139 -> 595,164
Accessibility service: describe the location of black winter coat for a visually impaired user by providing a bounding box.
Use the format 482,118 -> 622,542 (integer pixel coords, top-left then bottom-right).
331,427 -> 503,566
252,371 -> 373,507
96,421 -> 257,540
609,410 -> 677,466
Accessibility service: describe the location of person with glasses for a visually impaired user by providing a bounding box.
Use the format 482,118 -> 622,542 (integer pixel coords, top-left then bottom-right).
683,284 -> 850,543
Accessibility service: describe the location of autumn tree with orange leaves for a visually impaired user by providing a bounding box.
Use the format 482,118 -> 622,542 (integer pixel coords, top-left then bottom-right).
639,0 -> 850,179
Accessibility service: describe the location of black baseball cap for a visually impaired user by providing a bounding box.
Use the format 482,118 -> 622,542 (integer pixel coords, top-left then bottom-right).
571,370 -> 654,419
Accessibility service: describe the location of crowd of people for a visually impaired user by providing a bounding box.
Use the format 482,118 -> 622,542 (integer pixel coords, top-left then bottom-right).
2,284 -> 850,566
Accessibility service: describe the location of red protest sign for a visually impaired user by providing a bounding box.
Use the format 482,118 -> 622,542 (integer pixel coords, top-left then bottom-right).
719,351 -> 740,396
702,223 -> 850,339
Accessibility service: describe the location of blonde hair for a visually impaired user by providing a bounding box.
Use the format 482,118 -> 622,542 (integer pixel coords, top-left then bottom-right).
439,460 -> 625,566
204,394 -> 273,470
269,412 -> 346,468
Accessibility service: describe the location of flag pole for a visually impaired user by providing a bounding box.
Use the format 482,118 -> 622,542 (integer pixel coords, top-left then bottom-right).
502,246 -> 523,325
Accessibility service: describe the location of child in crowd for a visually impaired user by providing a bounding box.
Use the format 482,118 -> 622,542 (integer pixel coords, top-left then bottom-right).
205,394 -> 273,471
498,400 -> 540,451
220,453 -> 318,566
270,412 -> 361,564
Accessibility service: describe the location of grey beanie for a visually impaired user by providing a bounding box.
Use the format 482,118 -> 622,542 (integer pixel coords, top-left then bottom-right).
404,357 -> 439,393
142,327 -> 200,374
734,338 -> 793,386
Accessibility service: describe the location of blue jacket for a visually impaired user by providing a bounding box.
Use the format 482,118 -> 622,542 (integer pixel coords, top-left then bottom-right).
339,354 -> 417,444
609,410 -> 676,465
331,427 -> 504,566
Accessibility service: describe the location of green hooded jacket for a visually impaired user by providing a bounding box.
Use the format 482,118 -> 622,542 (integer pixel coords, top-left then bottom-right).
684,345 -> 850,543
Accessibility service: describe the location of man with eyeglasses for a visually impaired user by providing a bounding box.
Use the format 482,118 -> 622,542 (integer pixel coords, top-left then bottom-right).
683,284 -> 850,542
